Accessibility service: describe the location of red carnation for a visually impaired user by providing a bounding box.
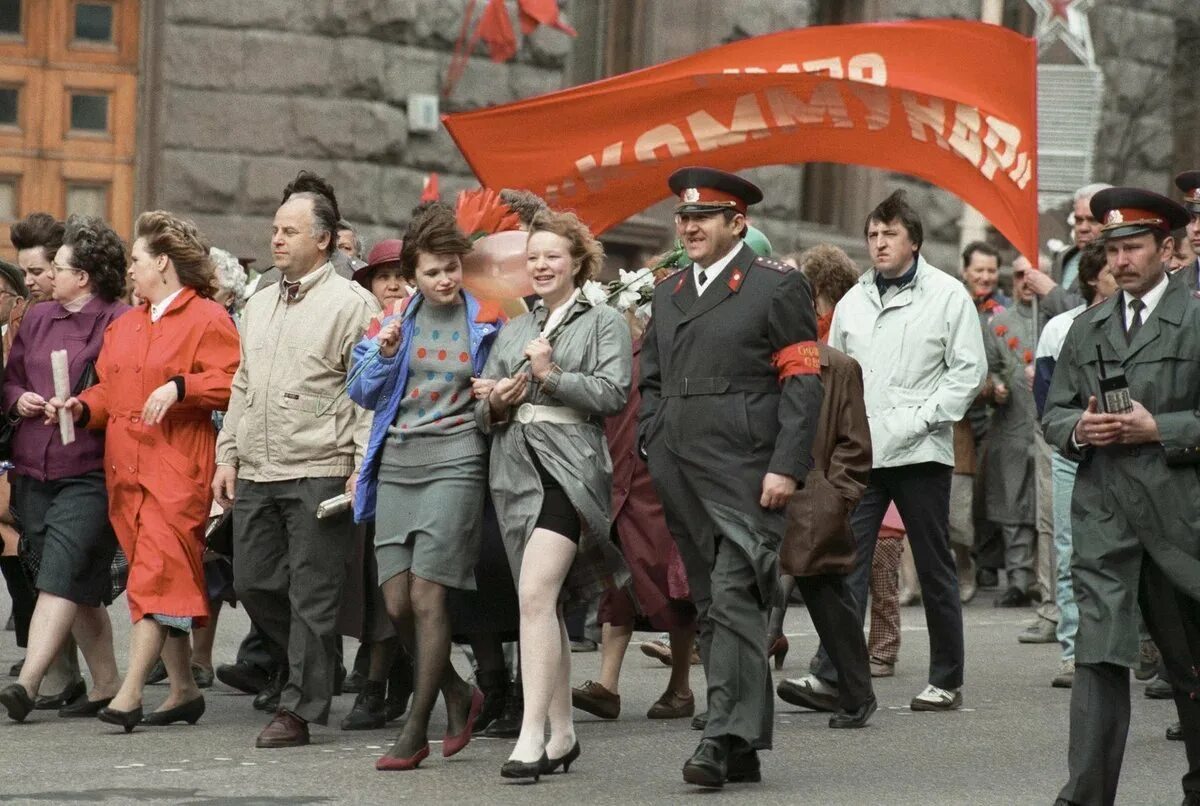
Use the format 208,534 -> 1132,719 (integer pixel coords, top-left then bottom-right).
1023,349 -> 1033,364
1007,336 -> 1019,349
995,325 -> 1009,337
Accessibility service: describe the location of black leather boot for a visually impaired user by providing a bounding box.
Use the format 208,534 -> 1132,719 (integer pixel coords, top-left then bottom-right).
341,680 -> 386,730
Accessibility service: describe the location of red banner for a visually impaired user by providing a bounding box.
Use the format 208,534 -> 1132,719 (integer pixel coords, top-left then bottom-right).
443,20 -> 1038,259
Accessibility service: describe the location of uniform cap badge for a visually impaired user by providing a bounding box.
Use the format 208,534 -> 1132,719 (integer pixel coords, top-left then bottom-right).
1105,209 -> 1123,225
682,188 -> 700,203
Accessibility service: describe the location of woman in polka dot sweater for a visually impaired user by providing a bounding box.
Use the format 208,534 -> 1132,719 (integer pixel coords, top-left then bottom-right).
348,203 -> 506,771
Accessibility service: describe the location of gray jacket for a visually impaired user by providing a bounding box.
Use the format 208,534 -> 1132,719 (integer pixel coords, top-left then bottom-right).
477,294 -> 632,602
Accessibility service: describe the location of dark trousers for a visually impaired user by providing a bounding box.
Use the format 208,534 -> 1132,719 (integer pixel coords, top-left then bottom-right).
1061,555 -> 1200,805
234,620 -> 277,673
815,462 -> 964,691
0,556 -> 34,647
796,573 -> 872,709
233,477 -> 353,725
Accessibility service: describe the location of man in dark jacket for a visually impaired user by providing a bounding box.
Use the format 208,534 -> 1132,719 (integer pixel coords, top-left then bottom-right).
639,167 -> 822,788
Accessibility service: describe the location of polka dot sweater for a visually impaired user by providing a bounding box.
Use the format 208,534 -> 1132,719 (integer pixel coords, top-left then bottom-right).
385,300 -> 483,466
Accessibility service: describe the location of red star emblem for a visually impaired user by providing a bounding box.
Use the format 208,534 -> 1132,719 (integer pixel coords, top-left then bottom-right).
1049,0 -> 1075,20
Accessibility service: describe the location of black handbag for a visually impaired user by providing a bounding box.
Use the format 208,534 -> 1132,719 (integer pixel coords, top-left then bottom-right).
72,359 -> 98,396
205,509 -> 234,558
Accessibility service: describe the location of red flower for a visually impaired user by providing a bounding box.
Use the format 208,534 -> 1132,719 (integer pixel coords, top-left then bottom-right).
1023,349 -> 1034,365
995,325 -> 1009,337
1007,336 -> 1019,350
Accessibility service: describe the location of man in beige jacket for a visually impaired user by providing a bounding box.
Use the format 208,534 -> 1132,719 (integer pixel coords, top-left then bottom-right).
213,179 -> 378,749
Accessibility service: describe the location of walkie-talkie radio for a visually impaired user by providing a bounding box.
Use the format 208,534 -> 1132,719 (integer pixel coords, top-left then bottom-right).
1096,345 -> 1133,414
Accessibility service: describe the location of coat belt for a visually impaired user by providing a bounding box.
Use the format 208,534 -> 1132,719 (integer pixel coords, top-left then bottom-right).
661,376 -> 779,398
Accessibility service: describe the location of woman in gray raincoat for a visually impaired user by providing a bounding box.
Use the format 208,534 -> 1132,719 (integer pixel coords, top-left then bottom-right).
475,210 -> 631,782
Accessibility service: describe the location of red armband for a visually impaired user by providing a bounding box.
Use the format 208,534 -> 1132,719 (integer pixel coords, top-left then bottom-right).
772,341 -> 821,380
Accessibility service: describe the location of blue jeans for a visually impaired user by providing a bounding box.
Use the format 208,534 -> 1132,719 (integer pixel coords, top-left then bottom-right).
1051,451 -> 1079,661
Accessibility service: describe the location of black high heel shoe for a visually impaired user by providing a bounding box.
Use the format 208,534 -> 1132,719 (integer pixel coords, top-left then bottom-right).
548,740 -> 581,774
500,752 -> 549,783
141,696 -> 205,726
98,705 -> 143,734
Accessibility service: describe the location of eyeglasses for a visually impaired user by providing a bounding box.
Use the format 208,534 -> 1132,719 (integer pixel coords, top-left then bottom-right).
50,262 -> 86,276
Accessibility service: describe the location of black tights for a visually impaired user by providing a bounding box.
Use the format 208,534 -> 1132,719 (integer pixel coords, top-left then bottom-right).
380,572 -> 470,755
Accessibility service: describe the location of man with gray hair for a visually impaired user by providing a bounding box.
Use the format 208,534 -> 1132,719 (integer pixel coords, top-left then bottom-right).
212,173 -> 379,748
1025,182 -> 1113,318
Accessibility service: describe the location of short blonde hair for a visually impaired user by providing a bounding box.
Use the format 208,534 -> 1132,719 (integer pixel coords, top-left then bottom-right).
527,210 -> 603,287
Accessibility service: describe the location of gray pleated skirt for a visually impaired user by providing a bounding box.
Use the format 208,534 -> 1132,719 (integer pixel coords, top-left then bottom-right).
374,445 -> 487,591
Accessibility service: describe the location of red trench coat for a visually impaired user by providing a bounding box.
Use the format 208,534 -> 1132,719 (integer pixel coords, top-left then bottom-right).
603,341 -> 691,628
78,289 -> 240,623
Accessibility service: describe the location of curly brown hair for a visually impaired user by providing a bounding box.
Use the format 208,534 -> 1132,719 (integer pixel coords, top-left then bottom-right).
135,211 -> 217,298
527,210 -> 603,288
399,202 -> 472,281
799,244 -> 859,306
61,215 -> 128,302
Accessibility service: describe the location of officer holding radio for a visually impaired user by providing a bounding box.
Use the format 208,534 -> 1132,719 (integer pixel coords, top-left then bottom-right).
1043,188 -> 1200,806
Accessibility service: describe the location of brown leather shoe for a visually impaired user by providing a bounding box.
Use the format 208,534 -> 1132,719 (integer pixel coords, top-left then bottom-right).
255,709 -> 310,748
571,680 -> 620,719
647,688 -> 695,719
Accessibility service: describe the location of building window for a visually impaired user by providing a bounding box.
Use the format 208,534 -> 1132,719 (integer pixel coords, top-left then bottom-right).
0,177 -> 15,221
0,86 -> 16,126
69,92 -> 108,132
66,183 -> 107,218
74,2 -> 114,43
0,0 -> 19,36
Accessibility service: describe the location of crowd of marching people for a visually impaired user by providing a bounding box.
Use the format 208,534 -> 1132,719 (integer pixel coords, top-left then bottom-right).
0,163 -> 1196,805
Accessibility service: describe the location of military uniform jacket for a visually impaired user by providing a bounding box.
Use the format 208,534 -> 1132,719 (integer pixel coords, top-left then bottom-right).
1042,274 -> 1200,667
638,242 -> 822,561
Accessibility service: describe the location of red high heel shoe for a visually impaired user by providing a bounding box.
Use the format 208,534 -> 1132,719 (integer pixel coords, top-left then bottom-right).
768,636 -> 789,670
376,743 -> 430,771
443,687 -> 484,758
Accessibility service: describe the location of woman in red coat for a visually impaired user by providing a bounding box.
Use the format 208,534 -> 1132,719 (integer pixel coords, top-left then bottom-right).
47,211 -> 240,732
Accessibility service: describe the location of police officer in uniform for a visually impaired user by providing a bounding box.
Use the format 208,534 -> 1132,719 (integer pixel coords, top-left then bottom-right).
1173,171 -> 1200,292
1043,188 -> 1200,806
639,167 -> 822,787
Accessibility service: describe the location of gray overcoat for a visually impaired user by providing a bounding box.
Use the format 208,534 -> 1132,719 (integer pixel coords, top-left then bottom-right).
983,303 -> 1045,525
476,294 -> 632,603
1043,274 -> 1200,667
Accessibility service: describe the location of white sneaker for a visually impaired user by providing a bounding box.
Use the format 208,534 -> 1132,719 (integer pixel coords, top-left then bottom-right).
909,684 -> 962,711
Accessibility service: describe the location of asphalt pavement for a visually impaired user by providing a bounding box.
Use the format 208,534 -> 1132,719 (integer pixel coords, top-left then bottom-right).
0,590 -> 1183,805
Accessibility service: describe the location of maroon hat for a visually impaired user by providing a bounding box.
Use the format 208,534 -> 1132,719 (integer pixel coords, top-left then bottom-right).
353,238 -> 404,288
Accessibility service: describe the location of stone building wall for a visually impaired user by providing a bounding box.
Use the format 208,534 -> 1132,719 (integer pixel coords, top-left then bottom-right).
145,0 -> 573,265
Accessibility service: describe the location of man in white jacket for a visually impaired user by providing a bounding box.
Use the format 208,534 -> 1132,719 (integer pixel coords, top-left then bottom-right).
784,190 -> 986,713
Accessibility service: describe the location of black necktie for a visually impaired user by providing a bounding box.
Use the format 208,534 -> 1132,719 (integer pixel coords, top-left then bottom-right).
696,269 -> 708,290
1125,298 -> 1145,345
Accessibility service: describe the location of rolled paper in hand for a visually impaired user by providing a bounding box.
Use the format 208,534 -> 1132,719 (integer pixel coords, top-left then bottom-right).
50,349 -> 75,445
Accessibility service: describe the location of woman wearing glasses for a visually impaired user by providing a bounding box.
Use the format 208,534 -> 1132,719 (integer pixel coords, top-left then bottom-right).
0,215 -> 129,724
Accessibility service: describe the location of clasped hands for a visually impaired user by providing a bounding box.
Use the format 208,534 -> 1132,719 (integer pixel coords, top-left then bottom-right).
1073,395 -> 1159,447
472,337 -> 555,416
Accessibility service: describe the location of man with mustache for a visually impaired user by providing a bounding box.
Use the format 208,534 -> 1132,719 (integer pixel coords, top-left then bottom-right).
1044,187 -> 1200,806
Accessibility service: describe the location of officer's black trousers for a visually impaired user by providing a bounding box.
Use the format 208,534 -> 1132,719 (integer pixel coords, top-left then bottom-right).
1060,553 -> 1200,805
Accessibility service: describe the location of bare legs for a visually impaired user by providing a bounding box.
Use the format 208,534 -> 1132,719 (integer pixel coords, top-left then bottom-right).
109,619 -> 199,713
510,528 -> 577,763
379,572 -> 472,761
597,623 -> 633,694
17,593 -> 118,702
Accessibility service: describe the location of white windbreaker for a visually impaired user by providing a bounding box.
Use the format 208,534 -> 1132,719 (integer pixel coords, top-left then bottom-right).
829,256 -> 987,469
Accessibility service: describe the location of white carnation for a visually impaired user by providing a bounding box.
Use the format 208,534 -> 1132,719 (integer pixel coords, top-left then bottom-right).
581,280 -> 608,306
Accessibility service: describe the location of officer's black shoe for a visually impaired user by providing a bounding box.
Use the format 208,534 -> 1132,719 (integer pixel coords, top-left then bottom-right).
1145,676 -> 1174,700
682,737 -> 728,788
829,695 -> 877,729
691,710 -> 708,730
1182,790 -> 1200,806
726,742 -> 761,783
977,568 -> 999,589
473,669 -> 509,734
340,680 -> 386,730
483,682 -> 522,738
146,659 -> 168,685
1168,722 -> 1184,742
253,667 -> 287,712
